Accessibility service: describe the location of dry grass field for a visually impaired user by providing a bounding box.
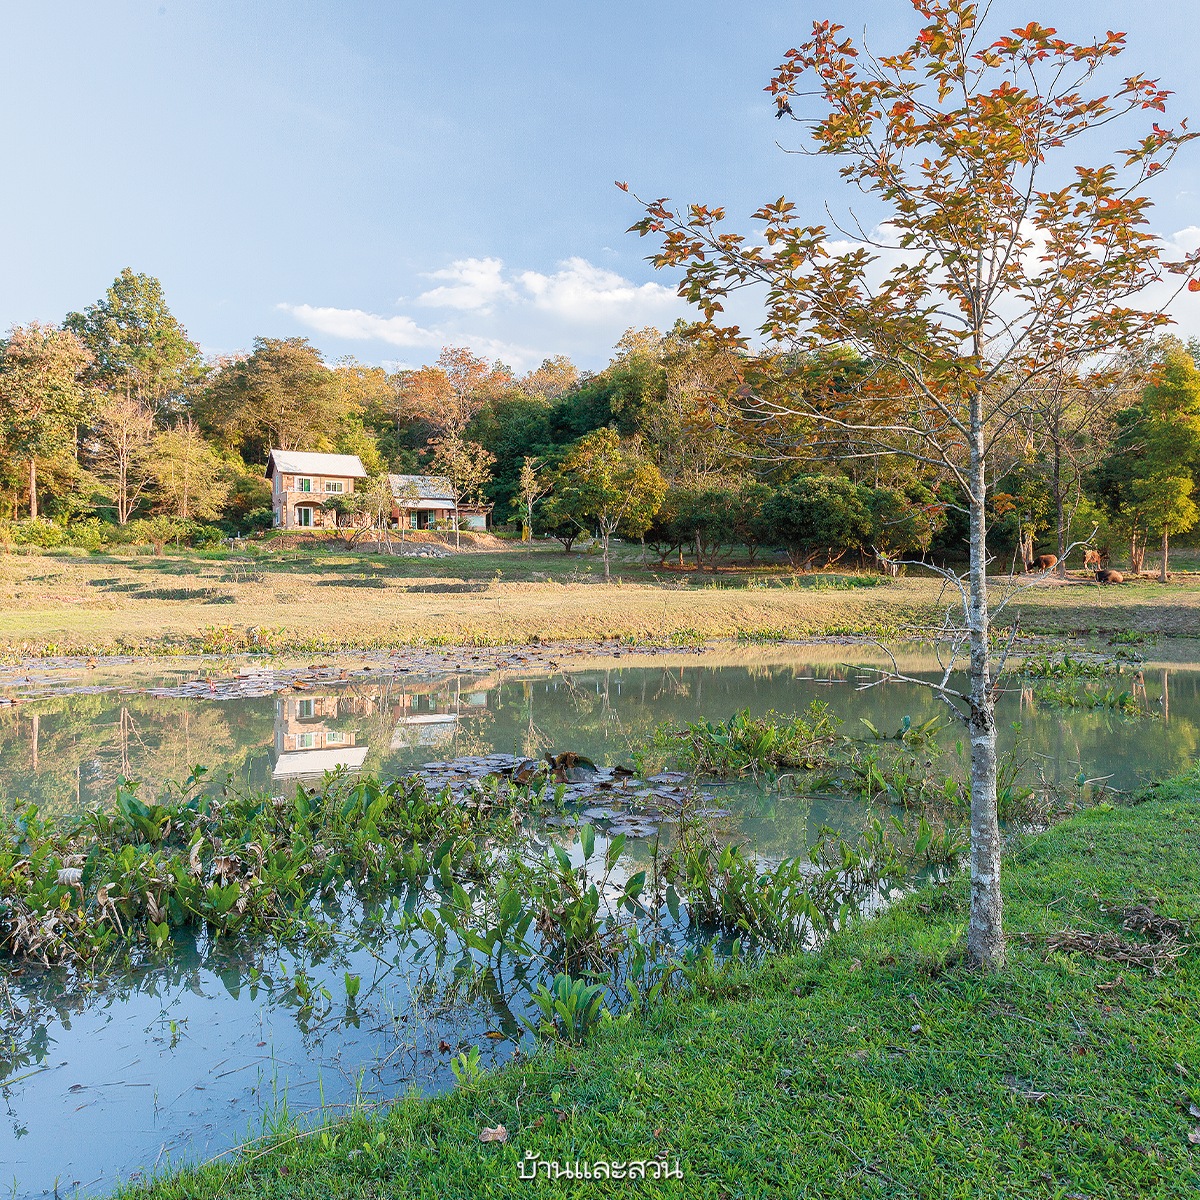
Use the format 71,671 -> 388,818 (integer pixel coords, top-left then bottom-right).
0,540 -> 1197,656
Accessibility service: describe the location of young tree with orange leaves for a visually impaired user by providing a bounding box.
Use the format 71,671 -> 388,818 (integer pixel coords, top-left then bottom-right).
630,1 -> 1198,967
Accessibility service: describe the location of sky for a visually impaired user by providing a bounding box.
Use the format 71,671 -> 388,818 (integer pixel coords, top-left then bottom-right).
2,0 -> 1199,373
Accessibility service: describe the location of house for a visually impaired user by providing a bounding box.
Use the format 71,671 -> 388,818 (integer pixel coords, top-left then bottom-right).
266,450 -> 368,530
388,474 -> 492,531
272,693 -> 369,779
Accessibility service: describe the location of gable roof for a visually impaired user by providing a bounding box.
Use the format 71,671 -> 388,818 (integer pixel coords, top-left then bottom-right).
265,450 -> 368,479
387,474 -> 456,503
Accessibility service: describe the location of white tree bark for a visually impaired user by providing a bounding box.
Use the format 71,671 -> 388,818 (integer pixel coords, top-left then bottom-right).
966,391 -> 1004,968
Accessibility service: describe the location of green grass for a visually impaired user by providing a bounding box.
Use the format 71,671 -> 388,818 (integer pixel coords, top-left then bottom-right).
120,771 -> 1200,1199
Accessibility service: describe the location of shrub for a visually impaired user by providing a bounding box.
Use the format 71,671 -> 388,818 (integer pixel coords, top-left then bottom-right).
7,519 -> 67,548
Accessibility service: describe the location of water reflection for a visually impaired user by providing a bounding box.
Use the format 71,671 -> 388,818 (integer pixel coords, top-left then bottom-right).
0,655 -> 1198,816
0,650 -> 1198,1197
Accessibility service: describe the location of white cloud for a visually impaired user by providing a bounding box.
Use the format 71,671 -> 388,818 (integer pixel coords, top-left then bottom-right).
279,254 -> 689,370
416,256 -> 515,313
279,304 -> 442,349
517,257 -> 679,321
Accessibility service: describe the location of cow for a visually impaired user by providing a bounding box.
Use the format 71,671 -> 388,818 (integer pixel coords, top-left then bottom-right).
1094,568 -> 1124,584
1083,548 -> 1103,568
1026,554 -> 1058,572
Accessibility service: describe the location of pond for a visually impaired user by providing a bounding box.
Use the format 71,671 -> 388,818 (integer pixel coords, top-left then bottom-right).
1,642 -> 1197,1198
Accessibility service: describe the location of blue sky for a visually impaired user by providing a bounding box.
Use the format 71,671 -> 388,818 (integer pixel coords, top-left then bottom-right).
3,1 -> 1198,371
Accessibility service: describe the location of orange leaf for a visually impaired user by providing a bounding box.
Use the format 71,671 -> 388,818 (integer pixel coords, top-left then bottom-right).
1188,279 -> 1200,293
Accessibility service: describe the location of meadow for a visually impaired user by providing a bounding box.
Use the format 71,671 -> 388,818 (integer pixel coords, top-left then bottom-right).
1,538 -> 1198,657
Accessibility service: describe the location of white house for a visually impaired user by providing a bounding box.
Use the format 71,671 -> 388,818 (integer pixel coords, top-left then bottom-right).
266,450 -> 368,530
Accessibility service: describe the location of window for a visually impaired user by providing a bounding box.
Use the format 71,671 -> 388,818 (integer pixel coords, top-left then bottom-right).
297,477 -> 313,493
324,480 -> 344,494
296,506 -> 313,528
325,731 -> 347,745
297,732 -> 318,749
296,699 -> 315,719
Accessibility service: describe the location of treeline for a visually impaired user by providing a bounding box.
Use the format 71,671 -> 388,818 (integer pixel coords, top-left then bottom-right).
1,269 -> 1198,571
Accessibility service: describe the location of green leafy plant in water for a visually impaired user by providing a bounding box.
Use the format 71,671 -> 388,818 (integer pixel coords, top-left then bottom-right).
522,973 -> 611,1043
450,1044 -> 485,1086
650,703 -> 843,779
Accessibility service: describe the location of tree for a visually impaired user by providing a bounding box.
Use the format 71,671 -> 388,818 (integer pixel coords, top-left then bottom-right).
399,347 -> 514,436
1094,346 -> 1200,577
1134,473 -> 1197,578
763,476 -> 874,570
632,2 -> 1197,966
0,323 -> 93,519
671,484 -> 740,568
148,419 -> 230,521
1025,370 -> 1130,575
426,433 -> 496,551
65,269 -> 203,416
546,428 -> 666,580
517,456 -> 552,542
92,392 -> 155,523
194,337 -> 344,462
520,355 -> 579,400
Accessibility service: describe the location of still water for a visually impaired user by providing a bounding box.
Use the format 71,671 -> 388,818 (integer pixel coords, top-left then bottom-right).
0,645 -> 1197,1197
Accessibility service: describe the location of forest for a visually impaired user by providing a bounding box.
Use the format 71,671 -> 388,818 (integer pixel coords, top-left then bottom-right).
2,267 -> 1199,577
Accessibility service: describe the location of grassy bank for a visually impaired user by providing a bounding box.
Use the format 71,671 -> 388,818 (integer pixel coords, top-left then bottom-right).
124,771 -> 1200,1199
2,544 -> 1199,655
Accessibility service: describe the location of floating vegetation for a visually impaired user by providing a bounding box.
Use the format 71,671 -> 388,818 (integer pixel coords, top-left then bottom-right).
636,703 -> 843,780
1015,650 -> 1139,679
1031,680 -> 1148,714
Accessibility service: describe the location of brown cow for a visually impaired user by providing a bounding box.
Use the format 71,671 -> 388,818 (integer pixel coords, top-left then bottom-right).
1083,549 -> 1103,568
1026,554 -> 1058,572
1095,568 -> 1124,584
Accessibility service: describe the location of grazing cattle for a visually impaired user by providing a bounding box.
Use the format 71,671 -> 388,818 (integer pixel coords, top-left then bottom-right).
1095,568 -> 1124,584
1026,554 -> 1058,572
1083,549 -> 1103,568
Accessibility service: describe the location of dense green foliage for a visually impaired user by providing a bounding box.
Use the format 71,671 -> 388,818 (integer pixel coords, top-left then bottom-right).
3,272 -> 1199,572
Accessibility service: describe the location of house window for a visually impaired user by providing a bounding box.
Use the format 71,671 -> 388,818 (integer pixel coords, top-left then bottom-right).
297,732 -> 318,749
325,731 -> 347,745
324,480 -> 344,494
296,506 -> 313,528
410,512 -> 420,529
297,699 -> 315,719
297,477 -> 313,493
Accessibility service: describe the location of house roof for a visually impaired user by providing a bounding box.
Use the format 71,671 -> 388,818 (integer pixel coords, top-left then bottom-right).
388,474 -> 456,504
265,450 -> 368,479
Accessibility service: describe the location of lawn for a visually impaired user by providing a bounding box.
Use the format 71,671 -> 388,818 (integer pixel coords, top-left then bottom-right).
119,770 -> 1200,1199
0,541 -> 1197,656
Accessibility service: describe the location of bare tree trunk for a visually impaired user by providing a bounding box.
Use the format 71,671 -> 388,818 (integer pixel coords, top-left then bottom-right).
1160,528 -> 1169,583
602,530 -> 611,581
1053,437 -> 1067,577
118,457 -> 128,524
28,457 -> 37,520
967,401 -> 1004,969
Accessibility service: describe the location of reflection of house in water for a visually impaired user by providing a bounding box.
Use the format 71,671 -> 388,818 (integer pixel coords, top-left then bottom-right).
273,694 -> 370,780
390,678 -> 492,749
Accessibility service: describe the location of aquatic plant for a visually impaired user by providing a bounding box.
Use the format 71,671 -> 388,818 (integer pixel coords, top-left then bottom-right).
0,768 -> 520,965
523,973 -> 611,1043
642,703 -> 843,779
